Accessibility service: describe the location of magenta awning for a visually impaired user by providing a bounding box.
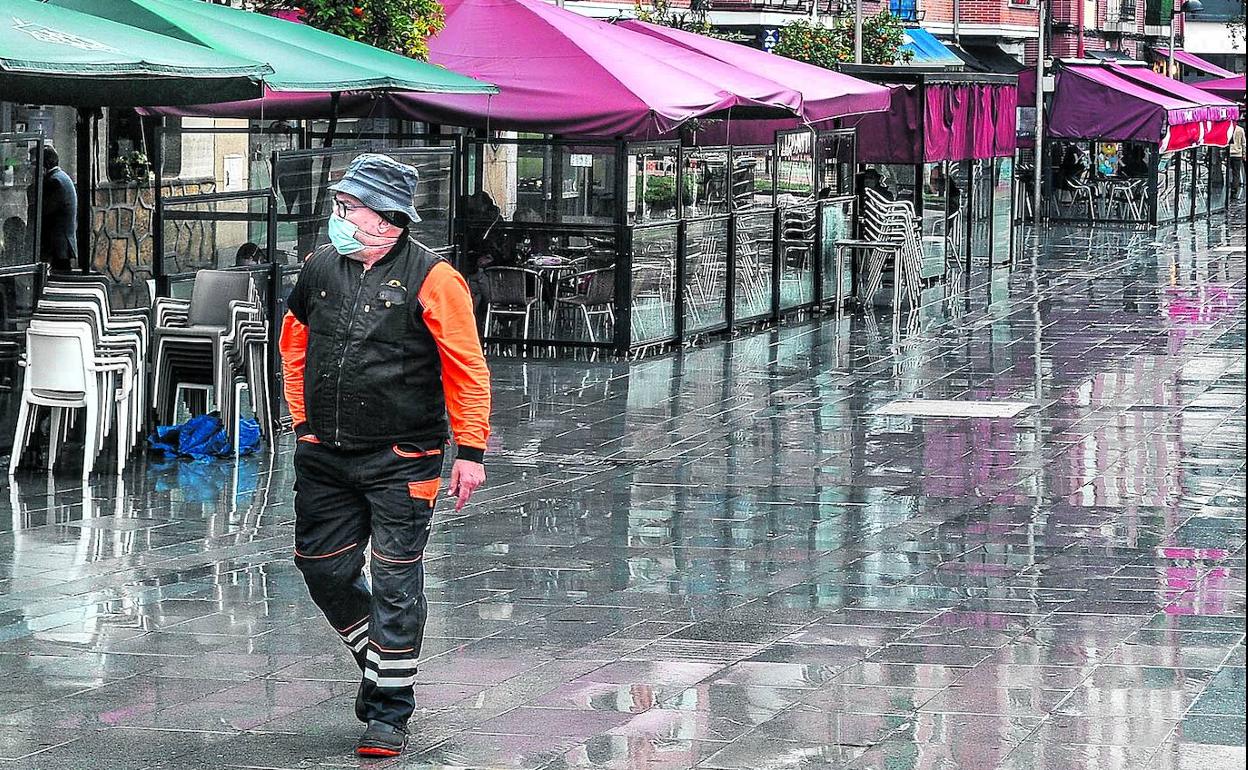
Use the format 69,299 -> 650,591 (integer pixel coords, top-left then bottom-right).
1106,63 -> 1240,122
1194,75 -> 1247,103
1156,48 -> 1237,78
844,80 -> 1018,164
389,0 -> 849,137
614,19 -> 892,123
1049,63 -> 1238,144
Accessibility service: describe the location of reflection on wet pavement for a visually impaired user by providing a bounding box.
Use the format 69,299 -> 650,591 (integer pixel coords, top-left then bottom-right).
1,217 -> 1244,769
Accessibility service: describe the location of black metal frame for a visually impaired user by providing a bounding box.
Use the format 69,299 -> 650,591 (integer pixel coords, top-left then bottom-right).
0,132 -> 44,271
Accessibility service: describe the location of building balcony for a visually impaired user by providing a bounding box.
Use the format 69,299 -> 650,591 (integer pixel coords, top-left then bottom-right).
1105,0 -> 1138,31
708,0 -> 840,14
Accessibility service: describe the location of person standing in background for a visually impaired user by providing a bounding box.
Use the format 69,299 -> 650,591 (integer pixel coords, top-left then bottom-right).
1229,119 -> 1245,202
27,146 -> 77,272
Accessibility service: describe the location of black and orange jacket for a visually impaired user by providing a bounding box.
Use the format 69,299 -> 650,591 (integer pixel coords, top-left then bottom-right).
279,241 -> 491,463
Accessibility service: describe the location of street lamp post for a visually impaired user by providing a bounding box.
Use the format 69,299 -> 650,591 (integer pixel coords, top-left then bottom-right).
1169,0 -> 1205,78
854,0 -> 863,64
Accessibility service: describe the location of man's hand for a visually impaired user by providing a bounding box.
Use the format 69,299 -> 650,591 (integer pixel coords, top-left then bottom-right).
449,459 -> 485,512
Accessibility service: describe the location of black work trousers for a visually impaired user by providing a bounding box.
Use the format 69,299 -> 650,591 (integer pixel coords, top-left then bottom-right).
293,438 -> 442,728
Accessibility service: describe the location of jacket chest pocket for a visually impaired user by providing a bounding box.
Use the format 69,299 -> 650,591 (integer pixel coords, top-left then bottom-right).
307,286 -> 346,332
358,284 -> 411,342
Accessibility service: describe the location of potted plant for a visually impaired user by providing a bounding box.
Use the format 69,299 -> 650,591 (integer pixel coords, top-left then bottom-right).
643,174 -> 694,215
2,157 -> 17,187
109,150 -> 152,184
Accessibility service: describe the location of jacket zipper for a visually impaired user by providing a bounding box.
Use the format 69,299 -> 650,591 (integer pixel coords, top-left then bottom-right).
334,265 -> 369,445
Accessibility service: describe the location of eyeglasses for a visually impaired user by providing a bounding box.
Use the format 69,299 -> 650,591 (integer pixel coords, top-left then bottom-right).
333,198 -> 366,218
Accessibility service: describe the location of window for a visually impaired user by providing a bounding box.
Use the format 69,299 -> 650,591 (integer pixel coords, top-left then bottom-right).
106,109 -> 182,182
890,0 -> 922,22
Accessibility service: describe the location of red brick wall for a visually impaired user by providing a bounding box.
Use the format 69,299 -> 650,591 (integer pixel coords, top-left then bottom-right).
918,0 -> 1042,27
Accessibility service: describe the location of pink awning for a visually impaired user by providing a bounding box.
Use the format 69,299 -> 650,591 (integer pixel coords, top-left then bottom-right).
1194,75 -> 1247,103
389,0 -> 878,137
1107,63 -> 1240,123
1156,48 -> 1237,78
614,19 -> 892,123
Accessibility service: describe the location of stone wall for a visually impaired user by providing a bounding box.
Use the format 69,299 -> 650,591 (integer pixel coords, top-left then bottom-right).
90,178 -> 215,305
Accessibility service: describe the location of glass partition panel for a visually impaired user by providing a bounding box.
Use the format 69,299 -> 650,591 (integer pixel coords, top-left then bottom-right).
1210,147 -> 1227,213
630,222 -> 677,346
1049,139 -> 1093,220
1193,147 -> 1209,217
0,268 -> 39,454
0,134 -> 41,269
992,156 -> 1014,265
817,130 -> 857,197
966,159 -> 992,267
819,197 -> 854,303
161,193 -> 271,277
477,223 -> 618,346
735,209 -> 773,322
1177,149 -> 1195,220
683,216 -> 729,334
627,142 -> 681,225
683,147 -> 730,217
731,145 -> 776,212
779,203 -> 816,310
777,130 -> 815,205
867,163 -> 917,207
921,161 -> 953,270
1097,142 -> 1153,223
1157,152 -> 1177,223
556,144 -> 618,225
274,146 -> 455,261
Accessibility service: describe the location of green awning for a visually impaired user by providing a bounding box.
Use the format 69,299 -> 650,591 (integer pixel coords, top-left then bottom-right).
51,0 -> 497,95
0,0 -> 269,106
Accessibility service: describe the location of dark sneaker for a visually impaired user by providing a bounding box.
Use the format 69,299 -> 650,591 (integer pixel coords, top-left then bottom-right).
355,685 -> 366,723
356,720 -> 407,758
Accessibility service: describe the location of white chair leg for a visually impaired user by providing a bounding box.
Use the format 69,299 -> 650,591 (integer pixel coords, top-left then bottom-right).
9,398 -> 32,475
47,407 -> 64,471
81,403 -> 98,480
115,395 -> 129,475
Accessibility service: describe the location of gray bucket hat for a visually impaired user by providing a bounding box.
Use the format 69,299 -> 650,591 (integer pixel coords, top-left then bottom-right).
328,153 -> 422,225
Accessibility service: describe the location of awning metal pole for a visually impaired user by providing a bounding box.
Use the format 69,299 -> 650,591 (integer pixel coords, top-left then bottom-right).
1032,0 -> 1045,227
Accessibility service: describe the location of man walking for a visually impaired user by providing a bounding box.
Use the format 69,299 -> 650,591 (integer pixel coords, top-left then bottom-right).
1229,118 -> 1245,201
279,154 -> 491,757
28,146 -> 77,272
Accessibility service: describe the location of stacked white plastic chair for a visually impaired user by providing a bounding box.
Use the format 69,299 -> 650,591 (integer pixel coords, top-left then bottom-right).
151,270 -> 271,448
8,274 -> 148,477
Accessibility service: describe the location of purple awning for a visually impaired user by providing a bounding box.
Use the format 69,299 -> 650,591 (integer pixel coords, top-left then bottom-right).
614,20 -> 892,123
1156,48 -> 1237,79
1106,63 -> 1240,123
1048,64 -> 1231,143
389,0 -> 854,137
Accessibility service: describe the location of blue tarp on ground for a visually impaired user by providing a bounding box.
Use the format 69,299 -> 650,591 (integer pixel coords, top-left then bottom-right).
148,414 -> 260,459
900,27 -> 962,66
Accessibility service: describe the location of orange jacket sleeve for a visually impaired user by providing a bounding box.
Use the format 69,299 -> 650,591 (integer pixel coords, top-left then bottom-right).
419,261 -> 491,463
278,311 -> 311,435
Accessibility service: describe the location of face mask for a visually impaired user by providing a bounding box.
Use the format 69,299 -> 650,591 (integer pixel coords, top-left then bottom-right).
328,213 -> 365,255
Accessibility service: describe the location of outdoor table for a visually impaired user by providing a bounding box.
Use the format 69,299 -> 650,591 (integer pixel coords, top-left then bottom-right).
525,256 -> 579,334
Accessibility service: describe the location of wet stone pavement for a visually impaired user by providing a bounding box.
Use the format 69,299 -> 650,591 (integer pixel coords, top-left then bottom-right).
1,216 -> 1245,770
